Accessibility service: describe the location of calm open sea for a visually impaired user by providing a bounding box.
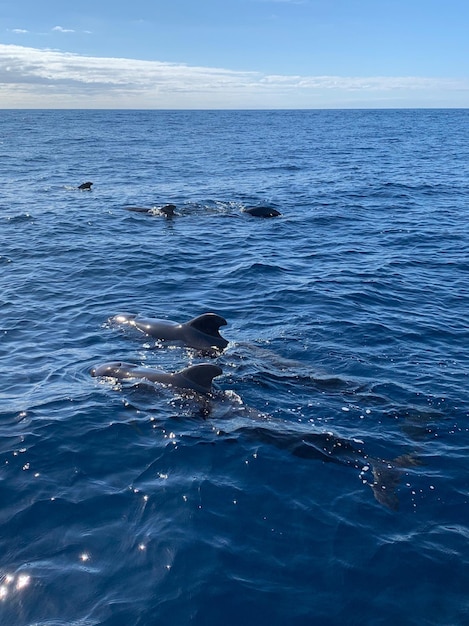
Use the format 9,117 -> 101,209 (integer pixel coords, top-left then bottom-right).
1,109 -> 468,625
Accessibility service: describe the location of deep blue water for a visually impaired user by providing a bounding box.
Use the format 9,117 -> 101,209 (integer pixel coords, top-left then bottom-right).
1,109 -> 469,625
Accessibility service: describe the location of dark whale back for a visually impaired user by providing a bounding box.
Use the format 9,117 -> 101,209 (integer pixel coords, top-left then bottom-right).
124,204 -> 176,217
159,204 -> 176,217
91,361 -> 222,393
243,206 -> 281,218
78,181 -> 93,190
111,312 -> 229,351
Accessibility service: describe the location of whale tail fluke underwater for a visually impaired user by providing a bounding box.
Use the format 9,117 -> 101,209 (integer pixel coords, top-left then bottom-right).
91,361 -> 223,394
368,462 -> 401,511
225,425 -> 407,510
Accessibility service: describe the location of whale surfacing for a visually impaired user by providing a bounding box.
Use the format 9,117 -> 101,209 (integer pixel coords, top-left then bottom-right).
91,362 -> 222,393
125,204 -> 176,218
78,182 -> 93,190
112,312 -> 229,352
243,206 -> 281,218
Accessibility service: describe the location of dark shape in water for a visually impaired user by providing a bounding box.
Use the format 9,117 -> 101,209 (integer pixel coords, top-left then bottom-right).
91,361 -> 222,394
78,181 -> 93,190
243,206 -> 281,218
218,425 -> 409,510
125,204 -> 177,218
112,312 -> 229,353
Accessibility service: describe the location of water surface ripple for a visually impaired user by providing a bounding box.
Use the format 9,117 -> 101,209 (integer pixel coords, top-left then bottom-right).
0,109 -> 468,625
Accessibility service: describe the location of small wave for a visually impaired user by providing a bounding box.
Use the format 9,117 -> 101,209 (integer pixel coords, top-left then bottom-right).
3,213 -> 34,224
1,108 -> 468,625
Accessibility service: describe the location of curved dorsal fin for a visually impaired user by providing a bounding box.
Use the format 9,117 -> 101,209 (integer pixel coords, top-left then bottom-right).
186,313 -> 227,336
178,364 -> 223,393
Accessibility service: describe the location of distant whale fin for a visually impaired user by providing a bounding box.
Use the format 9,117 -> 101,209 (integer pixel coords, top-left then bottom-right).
186,313 -> 227,337
178,364 -> 223,393
78,181 -> 93,190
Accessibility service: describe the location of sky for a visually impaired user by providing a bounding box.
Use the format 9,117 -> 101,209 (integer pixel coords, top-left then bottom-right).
1,0 -> 469,109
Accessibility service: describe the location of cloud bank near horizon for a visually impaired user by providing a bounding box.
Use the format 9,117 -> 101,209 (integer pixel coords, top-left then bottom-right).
1,44 -> 467,109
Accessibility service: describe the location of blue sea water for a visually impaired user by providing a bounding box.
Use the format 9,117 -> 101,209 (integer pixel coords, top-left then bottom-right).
1,108 -> 469,625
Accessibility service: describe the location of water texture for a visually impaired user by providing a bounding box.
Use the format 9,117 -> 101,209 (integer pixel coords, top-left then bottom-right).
0,109 -> 468,625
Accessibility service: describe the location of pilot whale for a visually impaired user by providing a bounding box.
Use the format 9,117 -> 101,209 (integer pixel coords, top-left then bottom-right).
78,182 -> 93,190
243,206 -> 281,218
112,312 -> 229,352
125,204 -> 176,218
91,361 -> 222,394
213,425 -> 409,510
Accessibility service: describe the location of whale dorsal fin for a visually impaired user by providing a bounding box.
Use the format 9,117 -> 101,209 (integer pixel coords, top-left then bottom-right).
78,181 -> 93,190
186,313 -> 227,336
160,204 -> 176,216
178,364 -> 223,393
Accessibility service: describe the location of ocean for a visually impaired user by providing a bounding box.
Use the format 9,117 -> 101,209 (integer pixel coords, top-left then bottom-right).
0,109 -> 468,625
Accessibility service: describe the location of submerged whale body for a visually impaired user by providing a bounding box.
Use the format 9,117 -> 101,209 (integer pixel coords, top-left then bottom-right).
78,182 -> 93,190
91,361 -> 222,394
243,206 -> 281,218
218,425 -> 404,510
125,204 -> 176,217
112,312 -> 229,352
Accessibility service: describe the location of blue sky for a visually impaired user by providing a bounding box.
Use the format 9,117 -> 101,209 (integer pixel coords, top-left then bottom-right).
1,0 -> 469,108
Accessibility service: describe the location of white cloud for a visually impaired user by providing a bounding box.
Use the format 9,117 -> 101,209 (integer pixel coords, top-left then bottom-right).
0,44 -> 467,109
10,29 -> 29,34
52,26 -> 75,33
